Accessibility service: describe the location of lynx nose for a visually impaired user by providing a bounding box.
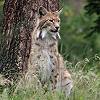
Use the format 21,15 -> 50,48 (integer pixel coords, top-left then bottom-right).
55,26 -> 59,31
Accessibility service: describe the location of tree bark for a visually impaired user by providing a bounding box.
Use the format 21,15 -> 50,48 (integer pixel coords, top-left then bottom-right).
0,0 -> 59,80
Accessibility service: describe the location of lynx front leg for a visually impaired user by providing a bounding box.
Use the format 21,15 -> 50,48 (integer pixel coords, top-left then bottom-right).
54,54 -> 73,96
56,70 -> 73,96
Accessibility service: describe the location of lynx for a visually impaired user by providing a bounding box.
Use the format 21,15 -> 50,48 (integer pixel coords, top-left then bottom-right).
19,6 -> 73,96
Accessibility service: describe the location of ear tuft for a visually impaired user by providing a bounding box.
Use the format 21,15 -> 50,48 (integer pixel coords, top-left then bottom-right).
55,8 -> 63,15
58,8 -> 63,14
38,6 -> 48,17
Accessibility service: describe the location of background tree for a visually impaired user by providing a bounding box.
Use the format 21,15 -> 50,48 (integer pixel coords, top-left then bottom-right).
0,0 -> 59,80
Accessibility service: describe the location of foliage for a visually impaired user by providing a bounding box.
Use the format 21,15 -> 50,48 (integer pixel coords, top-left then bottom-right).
59,5 -> 100,64
85,0 -> 100,35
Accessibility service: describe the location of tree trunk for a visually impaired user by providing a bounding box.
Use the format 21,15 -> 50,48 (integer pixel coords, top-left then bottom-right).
0,0 -> 59,80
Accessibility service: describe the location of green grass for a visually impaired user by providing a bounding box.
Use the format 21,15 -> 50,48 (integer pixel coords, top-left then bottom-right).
0,58 -> 100,100
0,71 -> 99,100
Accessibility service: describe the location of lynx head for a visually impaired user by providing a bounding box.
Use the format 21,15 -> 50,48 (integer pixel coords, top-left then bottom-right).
36,6 -> 62,40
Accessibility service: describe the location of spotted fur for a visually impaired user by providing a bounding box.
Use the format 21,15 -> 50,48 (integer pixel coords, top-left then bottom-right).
25,6 -> 73,96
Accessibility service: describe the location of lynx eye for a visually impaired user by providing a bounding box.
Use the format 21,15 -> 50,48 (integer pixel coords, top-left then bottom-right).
49,19 -> 54,22
58,19 -> 60,22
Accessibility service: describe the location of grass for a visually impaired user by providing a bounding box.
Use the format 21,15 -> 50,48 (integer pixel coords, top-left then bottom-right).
0,58 -> 100,100
0,71 -> 99,100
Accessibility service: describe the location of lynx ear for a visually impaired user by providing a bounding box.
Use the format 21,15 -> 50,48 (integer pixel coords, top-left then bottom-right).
38,6 -> 48,17
58,8 -> 63,14
55,8 -> 63,15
